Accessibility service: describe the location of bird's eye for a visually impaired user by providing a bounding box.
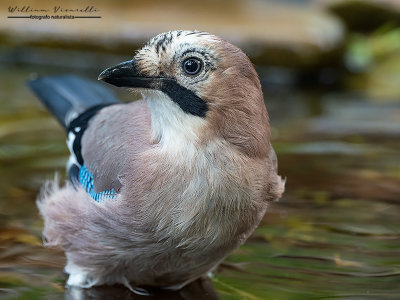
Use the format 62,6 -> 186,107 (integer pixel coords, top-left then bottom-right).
182,58 -> 202,75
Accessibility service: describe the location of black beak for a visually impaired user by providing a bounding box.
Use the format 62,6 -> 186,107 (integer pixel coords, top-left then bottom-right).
98,60 -> 154,88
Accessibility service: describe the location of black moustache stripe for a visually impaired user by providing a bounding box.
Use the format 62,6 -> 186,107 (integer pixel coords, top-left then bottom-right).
160,79 -> 208,118
104,76 -> 208,118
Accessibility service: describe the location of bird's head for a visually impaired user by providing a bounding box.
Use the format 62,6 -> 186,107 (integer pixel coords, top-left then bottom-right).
99,30 -> 270,157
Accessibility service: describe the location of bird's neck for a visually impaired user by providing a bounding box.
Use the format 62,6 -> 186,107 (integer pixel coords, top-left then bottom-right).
144,90 -> 206,148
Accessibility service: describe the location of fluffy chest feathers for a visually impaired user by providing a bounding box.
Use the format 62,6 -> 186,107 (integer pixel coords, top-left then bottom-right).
136,141 -> 259,250
124,92 -> 266,248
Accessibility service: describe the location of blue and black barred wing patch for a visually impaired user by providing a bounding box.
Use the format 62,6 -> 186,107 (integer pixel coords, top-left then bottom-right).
66,104 -> 118,201
79,165 -> 117,202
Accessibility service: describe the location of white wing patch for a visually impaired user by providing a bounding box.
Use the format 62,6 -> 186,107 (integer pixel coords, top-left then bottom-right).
66,128 -> 81,171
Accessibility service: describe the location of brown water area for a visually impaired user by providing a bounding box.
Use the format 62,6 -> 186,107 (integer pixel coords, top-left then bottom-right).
1,0 -> 400,299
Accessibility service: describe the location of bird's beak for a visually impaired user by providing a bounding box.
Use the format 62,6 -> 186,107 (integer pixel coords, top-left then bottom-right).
98,60 -> 154,89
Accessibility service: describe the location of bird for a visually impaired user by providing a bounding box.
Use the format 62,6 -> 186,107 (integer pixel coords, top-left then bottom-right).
29,30 -> 285,293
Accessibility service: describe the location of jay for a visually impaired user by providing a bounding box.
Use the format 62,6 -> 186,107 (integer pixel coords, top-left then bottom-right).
29,30 -> 284,292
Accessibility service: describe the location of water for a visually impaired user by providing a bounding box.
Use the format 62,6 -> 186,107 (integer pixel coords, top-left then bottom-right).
0,55 -> 399,299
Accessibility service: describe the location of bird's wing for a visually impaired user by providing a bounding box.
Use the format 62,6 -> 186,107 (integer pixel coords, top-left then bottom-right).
80,100 -> 152,194
29,75 -> 119,129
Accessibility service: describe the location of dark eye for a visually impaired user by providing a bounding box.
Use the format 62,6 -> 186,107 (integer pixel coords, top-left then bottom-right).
183,58 -> 202,75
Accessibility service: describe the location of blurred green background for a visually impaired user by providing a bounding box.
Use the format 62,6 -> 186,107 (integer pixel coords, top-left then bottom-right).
1,0 -> 400,299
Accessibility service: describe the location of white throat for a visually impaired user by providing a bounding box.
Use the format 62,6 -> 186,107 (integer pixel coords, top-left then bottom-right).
143,90 -> 206,147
